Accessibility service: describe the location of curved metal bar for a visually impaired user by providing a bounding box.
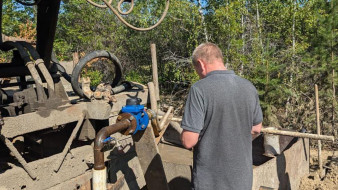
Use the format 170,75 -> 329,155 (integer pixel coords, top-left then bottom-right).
94,119 -> 131,170
86,0 -> 170,31
86,0 -> 113,8
117,0 -> 134,15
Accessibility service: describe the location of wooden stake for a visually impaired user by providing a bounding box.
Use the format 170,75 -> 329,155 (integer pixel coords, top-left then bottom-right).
151,43 -> 160,101
333,70 -> 336,137
159,106 -> 173,130
315,84 -> 325,178
260,128 -> 334,141
147,82 -> 157,112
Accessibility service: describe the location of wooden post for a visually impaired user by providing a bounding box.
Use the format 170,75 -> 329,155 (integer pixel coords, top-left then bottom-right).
315,84 -> 324,178
333,70 -> 336,137
147,82 -> 157,112
151,43 -> 160,101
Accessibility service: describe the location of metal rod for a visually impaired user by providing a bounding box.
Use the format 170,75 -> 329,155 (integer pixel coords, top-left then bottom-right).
0,135 -> 37,180
94,119 -> 131,170
151,43 -> 160,101
54,114 -> 85,172
315,84 -> 325,178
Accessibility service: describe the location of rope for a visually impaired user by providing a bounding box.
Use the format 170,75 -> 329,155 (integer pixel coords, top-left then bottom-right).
86,0 -> 170,31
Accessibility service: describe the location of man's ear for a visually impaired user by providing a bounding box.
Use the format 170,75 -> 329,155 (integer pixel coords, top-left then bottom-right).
198,59 -> 206,73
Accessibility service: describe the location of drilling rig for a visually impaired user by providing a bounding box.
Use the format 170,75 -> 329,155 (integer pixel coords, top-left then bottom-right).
0,0 -> 174,189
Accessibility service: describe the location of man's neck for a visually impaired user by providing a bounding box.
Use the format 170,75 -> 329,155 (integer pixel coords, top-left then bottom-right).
205,63 -> 227,74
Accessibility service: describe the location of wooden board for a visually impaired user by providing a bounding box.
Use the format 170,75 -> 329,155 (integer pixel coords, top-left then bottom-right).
133,126 -> 169,190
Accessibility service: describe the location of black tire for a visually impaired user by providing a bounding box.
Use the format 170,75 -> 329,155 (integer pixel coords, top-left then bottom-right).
71,50 -> 123,98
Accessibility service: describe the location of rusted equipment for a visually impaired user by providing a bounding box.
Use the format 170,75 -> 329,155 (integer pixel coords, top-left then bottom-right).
93,116 -> 133,190
1,0 -> 169,189
0,41 -> 46,101
36,0 -> 61,69
94,117 -> 133,170
54,113 -> 86,172
0,135 -> 37,180
19,41 -> 56,98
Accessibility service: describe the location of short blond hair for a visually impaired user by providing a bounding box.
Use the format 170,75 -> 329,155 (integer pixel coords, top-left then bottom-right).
192,43 -> 224,66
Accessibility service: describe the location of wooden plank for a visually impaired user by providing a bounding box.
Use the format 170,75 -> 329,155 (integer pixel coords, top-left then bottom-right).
133,126 -> 169,190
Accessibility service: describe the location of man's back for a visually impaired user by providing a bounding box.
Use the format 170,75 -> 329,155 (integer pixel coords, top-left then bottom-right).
181,70 -> 263,190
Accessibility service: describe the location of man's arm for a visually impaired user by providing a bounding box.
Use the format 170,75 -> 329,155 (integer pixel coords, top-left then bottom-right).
181,129 -> 199,149
251,122 -> 262,140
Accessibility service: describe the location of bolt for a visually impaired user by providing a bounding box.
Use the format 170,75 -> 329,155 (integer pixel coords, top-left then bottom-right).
117,115 -> 122,120
129,130 -> 134,134
129,116 -> 135,121
110,140 -> 116,145
141,124 -> 145,129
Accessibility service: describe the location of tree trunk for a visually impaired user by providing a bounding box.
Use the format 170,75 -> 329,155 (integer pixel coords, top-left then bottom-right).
198,0 -> 208,42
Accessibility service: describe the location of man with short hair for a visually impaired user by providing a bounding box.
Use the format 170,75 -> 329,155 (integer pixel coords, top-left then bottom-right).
181,42 -> 263,190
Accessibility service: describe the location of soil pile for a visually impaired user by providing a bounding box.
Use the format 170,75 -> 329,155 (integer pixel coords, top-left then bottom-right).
299,149 -> 337,190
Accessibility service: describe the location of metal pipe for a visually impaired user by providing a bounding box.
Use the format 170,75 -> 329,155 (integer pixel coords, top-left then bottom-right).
94,119 -> 131,170
93,119 -> 131,190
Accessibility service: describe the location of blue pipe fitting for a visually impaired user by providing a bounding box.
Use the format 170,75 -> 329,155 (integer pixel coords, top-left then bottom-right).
121,100 -> 149,135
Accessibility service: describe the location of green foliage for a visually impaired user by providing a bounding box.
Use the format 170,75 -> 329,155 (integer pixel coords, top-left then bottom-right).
82,69 -> 104,87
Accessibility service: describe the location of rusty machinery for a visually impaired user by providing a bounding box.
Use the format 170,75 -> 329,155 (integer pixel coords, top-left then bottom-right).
0,0 -> 170,189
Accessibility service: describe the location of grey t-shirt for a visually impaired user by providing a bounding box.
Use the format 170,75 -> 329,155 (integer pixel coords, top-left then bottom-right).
181,70 -> 263,190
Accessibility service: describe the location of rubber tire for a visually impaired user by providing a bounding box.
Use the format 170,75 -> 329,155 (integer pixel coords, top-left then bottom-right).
71,50 -> 123,98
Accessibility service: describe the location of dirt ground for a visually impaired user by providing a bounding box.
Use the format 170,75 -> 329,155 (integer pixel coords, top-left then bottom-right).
299,148 -> 338,190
